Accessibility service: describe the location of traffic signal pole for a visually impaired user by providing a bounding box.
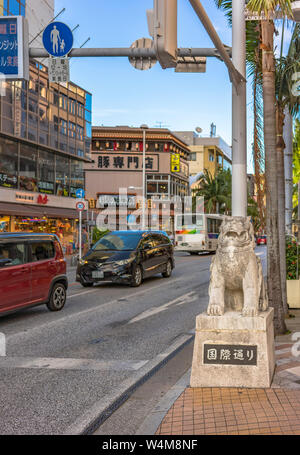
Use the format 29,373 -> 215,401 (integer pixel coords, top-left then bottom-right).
29,47 -> 231,59
231,0 -> 247,217
189,0 -> 247,217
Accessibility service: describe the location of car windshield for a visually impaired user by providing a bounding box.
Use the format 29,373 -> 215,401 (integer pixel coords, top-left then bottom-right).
93,232 -> 142,251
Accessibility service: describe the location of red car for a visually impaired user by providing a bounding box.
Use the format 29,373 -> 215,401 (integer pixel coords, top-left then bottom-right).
256,235 -> 267,245
0,233 -> 68,316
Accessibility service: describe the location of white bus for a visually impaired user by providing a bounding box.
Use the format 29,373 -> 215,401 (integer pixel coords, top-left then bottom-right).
175,213 -> 224,254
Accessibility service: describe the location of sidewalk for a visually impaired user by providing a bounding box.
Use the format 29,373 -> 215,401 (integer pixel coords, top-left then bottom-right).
155,310 -> 300,435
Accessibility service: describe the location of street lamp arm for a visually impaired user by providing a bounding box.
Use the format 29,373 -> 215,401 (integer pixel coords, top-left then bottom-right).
188,0 -> 245,89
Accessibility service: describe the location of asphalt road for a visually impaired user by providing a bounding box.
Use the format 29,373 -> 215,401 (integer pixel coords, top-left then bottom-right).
0,247 -> 267,435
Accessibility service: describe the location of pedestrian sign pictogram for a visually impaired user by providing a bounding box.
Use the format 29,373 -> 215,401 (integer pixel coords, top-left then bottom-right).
42,22 -> 73,57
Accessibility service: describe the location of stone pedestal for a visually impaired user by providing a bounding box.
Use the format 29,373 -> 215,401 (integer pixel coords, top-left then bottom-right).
190,308 -> 275,388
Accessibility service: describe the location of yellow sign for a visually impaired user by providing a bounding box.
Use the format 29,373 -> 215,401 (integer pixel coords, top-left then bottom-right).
171,154 -> 180,173
171,153 -> 180,165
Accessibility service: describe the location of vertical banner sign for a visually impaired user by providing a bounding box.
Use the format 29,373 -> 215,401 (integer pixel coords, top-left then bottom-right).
0,16 -> 29,80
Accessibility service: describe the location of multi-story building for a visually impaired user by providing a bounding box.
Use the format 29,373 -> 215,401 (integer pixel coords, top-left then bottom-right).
85,126 -> 190,232
174,131 -> 232,191
0,1 -> 92,253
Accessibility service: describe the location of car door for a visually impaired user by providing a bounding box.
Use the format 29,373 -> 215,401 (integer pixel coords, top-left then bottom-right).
0,241 -> 31,312
29,240 -> 56,302
138,235 -> 156,278
151,234 -> 167,272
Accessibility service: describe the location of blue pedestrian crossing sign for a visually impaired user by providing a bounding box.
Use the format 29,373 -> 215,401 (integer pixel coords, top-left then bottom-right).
76,189 -> 85,199
42,22 -> 73,57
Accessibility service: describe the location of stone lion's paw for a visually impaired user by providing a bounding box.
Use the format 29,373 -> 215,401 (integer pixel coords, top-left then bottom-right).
207,304 -> 224,316
242,307 -> 258,317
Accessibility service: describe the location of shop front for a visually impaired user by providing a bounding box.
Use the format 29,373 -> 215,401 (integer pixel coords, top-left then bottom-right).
0,194 -> 84,255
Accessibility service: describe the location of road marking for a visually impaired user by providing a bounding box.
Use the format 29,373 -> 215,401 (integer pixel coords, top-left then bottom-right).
0,356 -> 148,371
127,291 -> 198,325
6,277 -> 187,341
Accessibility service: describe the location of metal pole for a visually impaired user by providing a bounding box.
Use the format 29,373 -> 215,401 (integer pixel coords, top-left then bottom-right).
188,0 -> 244,89
79,210 -> 82,261
231,0 -> 247,217
142,129 -> 146,230
29,47 -> 232,59
283,107 -> 293,235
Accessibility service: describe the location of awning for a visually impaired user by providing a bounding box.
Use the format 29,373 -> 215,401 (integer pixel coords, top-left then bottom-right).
0,202 -> 80,219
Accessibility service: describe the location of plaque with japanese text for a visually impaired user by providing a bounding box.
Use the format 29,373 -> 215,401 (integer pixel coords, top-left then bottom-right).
203,344 -> 257,366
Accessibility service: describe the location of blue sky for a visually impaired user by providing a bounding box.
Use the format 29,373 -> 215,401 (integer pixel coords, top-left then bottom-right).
54,0 -> 257,171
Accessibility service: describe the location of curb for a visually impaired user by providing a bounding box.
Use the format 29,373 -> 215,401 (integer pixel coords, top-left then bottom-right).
135,369 -> 191,435
63,334 -> 194,435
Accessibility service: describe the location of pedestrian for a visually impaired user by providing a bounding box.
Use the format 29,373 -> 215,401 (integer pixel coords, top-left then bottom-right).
81,228 -> 89,255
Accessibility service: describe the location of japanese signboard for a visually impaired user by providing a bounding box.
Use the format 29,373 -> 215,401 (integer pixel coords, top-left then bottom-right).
96,153 -> 159,172
98,194 -> 137,208
203,344 -> 257,366
0,16 -> 29,80
48,57 -> 70,83
244,8 -> 281,20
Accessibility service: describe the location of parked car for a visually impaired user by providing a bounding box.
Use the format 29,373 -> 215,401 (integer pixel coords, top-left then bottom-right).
0,233 -> 68,316
76,230 -> 175,288
256,235 -> 267,246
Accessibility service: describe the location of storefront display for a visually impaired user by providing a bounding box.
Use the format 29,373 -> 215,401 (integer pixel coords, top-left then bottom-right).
0,214 -> 78,254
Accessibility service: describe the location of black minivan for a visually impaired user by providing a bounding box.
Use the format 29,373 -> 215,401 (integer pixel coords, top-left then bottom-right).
76,231 -> 175,287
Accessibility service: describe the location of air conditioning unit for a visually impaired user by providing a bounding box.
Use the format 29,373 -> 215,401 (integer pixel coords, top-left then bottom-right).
292,1 -> 300,21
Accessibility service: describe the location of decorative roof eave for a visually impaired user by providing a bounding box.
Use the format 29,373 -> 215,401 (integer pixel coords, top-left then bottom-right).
92,131 -> 190,152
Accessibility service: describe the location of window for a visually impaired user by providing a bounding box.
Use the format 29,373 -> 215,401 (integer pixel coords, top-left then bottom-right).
207,218 -> 222,234
60,119 -> 67,136
59,94 -> 68,110
55,155 -> 70,197
209,153 -> 214,162
30,242 -> 55,262
19,145 -> 38,192
0,138 -> 18,189
69,121 -> 76,139
69,99 -> 76,115
77,103 -> 84,118
190,152 -> 197,161
0,242 -> 26,267
38,150 -> 55,194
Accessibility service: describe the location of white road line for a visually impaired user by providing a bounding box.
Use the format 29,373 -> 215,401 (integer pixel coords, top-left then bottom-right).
0,356 -> 148,371
6,277 -> 185,341
127,291 -> 198,325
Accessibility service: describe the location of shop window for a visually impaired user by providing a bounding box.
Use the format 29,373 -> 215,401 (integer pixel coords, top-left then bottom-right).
0,138 -> 18,189
38,150 -> 55,194
70,160 -> 84,198
19,145 -> 38,192
55,155 -> 70,197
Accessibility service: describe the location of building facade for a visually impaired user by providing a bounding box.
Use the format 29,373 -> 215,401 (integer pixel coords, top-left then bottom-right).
0,2 -> 92,253
174,131 -> 232,191
85,126 -> 190,232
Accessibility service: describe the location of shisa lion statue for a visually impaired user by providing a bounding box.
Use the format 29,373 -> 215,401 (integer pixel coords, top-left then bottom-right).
207,216 -> 268,317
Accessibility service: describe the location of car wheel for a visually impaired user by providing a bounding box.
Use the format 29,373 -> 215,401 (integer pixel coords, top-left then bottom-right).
80,281 -> 93,288
47,282 -> 66,312
162,259 -> 172,278
131,265 -> 142,287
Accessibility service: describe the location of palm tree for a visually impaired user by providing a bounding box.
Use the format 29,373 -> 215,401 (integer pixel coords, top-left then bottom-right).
215,0 -> 293,334
274,22 -> 300,315
192,169 -> 231,214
